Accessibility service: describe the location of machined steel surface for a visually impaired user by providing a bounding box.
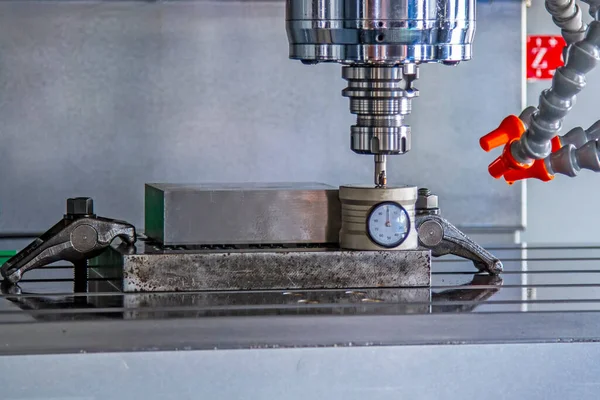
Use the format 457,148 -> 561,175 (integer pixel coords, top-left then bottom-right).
286,0 -> 476,64
90,243 -> 431,292
145,183 -> 341,246
339,185 -> 418,251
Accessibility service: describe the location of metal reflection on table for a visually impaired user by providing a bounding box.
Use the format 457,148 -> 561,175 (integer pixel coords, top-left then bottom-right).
0,273 -> 503,322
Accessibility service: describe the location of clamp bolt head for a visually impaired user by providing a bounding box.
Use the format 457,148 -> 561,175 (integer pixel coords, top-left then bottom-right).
67,197 -> 94,217
416,188 -> 439,214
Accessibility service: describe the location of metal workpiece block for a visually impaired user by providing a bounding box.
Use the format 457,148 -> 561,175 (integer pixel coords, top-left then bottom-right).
145,183 -> 341,246
101,248 -> 431,292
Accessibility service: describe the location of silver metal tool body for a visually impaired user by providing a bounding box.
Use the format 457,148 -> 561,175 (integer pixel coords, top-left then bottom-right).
286,0 -> 475,185
286,0 -> 475,64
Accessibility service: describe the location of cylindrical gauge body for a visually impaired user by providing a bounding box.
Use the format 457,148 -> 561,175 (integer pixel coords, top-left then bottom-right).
339,185 -> 418,251
286,0 -> 476,64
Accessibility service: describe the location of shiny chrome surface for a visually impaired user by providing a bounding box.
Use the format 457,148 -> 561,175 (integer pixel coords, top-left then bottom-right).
145,183 -> 341,246
286,0 -> 476,64
344,65 -> 414,156
342,65 -> 417,181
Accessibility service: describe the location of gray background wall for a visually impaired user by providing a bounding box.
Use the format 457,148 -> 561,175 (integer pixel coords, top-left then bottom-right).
0,0 -> 524,236
522,2 -> 600,244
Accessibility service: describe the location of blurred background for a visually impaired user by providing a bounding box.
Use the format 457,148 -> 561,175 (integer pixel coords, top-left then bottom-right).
0,0 -> 595,244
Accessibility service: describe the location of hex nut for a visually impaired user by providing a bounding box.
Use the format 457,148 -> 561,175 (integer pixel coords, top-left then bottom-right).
416,193 -> 439,210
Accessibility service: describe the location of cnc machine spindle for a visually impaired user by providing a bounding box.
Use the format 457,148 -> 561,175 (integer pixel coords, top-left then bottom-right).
286,0 -> 475,184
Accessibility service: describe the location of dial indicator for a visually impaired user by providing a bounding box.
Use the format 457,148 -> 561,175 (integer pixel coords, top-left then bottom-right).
366,202 -> 410,248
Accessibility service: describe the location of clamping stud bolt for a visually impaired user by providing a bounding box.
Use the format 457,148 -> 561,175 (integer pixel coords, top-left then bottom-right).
66,197 -> 95,218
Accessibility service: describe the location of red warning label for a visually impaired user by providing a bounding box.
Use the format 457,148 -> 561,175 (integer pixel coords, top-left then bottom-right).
527,35 -> 566,80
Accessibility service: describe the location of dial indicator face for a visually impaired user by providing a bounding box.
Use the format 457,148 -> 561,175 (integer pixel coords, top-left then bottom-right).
366,202 -> 410,248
